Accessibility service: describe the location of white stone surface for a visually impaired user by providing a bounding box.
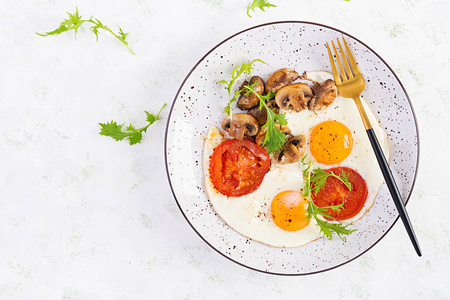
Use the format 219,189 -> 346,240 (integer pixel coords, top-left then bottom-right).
0,0 -> 448,298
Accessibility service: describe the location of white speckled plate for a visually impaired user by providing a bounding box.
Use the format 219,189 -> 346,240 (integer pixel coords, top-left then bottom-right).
165,21 -> 419,275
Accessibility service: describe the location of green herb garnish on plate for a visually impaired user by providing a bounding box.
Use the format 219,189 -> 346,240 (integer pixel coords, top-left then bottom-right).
218,59 -> 265,117
301,156 -> 356,240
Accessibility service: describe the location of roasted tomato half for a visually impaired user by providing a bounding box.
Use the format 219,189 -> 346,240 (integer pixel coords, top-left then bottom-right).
210,138 -> 270,197
311,167 -> 368,221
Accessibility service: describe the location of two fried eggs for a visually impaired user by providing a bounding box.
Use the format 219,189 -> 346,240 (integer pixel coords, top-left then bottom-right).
203,73 -> 389,248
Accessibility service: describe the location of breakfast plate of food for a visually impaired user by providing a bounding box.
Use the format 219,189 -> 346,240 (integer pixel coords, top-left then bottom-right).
165,21 -> 419,275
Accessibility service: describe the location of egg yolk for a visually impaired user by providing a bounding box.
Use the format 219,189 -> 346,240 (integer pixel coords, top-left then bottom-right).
310,120 -> 353,165
271,191 -> 310,231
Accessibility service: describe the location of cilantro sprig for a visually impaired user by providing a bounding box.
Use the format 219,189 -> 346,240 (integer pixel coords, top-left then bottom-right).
247,0 -> 277,17
302,157 -> 356,240
36,8 -> 135,54
218,59 -> 265,116
243,85 -> 287,154
99,103 -> 166,145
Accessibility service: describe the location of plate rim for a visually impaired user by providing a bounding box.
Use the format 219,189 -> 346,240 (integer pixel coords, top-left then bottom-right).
164,20 -> 420,276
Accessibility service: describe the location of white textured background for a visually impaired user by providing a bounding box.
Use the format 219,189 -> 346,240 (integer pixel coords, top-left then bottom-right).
0,0 -> 448,299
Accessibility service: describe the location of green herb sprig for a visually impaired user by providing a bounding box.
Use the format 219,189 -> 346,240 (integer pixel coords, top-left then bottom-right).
99,103 -> 166,145
36,8 -> 135,54
311,168 -> 352,196
247,0 -> 277,17
218,59 -> 265,116
302,157 -> 356,240
243,85 -> 287,154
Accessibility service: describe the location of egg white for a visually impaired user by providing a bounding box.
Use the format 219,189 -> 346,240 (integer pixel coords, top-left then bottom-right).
203,72 -> 390,247
203,126 -> 322,248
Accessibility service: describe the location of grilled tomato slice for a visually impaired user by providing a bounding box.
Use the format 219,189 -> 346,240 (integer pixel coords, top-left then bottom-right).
312,167 -> 368,221
210,138 -> 270,197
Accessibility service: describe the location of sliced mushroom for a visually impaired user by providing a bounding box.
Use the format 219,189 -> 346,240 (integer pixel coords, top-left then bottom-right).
236,76 -> 265,110
266,68 -> 299,93
267,99 -> 278,110
276,135 -> 306,164
310,82 -> 322,94
308,79 -> 338,111
247,106 -> 267,126
255,124 -> 291,147
221,113 -> 259,140
247,100 -> 279,125
237,80 -> 249,97
275,83 -> 313,112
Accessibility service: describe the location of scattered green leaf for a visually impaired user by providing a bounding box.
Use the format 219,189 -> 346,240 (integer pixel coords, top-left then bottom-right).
36,7 -> 135,54
247,0 -> 277,17
99,103 -> 166,145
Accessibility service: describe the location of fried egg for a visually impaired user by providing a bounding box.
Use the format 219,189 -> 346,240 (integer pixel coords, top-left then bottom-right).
204,126 -> 321,247
203,72 -> 389,248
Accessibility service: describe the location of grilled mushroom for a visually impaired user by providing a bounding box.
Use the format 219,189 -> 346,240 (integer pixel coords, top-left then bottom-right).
308,79 -> 337,111
237,76 -> 265,110
275,83 -> 313,112
311,82 -> 322,94
276,135 -> 306,164
247,100 -> 279,125
221,113 -> 259,140
266,68 -> 299,93
255,124 -> 291,147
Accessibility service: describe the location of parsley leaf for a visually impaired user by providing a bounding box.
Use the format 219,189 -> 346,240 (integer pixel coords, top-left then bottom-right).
312,213 -> 356,240
218,59 -> 266,116
36,7 -> 135,54
224,98 -> 237,115
311,168 -> 352,196
99,103 -> 166,145
301,157 -> 356,240
243,86 -> 287,154
247,0 -> 277,18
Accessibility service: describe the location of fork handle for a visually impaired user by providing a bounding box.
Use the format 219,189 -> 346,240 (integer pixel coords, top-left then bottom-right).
366,128 -> 422,256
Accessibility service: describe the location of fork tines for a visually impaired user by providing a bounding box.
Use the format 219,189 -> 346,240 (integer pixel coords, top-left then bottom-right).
326,37 -> 361,82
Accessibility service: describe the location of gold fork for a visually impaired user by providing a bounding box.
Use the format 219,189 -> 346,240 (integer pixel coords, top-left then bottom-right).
327,37 -> 421,256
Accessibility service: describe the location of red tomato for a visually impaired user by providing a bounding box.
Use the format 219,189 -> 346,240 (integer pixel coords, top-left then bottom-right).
311,167 -> 368,221
210,138 -> 270,197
